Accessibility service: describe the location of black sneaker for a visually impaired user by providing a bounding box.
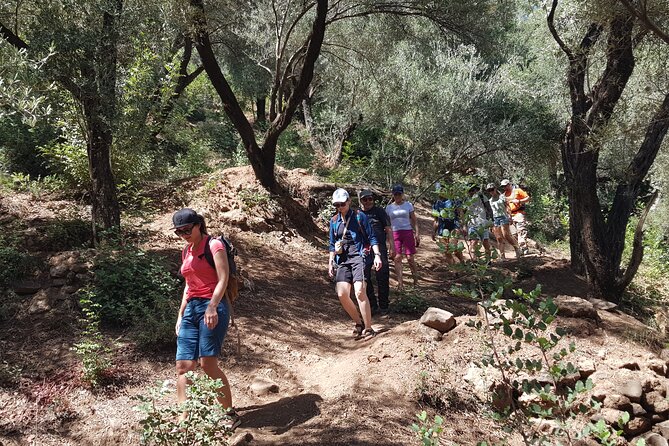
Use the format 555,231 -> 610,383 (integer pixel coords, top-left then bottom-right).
353,323 -> 364,338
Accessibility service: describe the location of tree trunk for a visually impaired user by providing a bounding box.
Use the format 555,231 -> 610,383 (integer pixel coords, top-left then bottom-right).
302,96 -> 328,165
256,97 -> 266,123
551,5 -> 669,302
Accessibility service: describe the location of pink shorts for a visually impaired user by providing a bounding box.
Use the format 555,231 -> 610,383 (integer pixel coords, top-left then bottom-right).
393,230 -> 417,255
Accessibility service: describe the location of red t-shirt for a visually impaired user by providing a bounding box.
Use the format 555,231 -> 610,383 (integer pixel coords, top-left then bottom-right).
181,237 -> 225,299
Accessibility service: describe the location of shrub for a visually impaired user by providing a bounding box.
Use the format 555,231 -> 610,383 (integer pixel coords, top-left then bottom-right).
42,218 -> 94,251
0,244 -> 36,288
135,372 -> 236,446
72,288 -> 113,387
88,247 -> 181,348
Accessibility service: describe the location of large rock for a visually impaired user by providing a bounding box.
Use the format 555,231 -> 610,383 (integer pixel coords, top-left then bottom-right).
587,297 -> 618,311
28,289 -> 52,314
554,295 -> 600,321
642,391 -> 669,414
591,408 -> 625,426
645,434 -> 669,446
647,359 -> 667,377
603,394 -> 633,412
419,307 -> 456,334
623,416 -> 652,436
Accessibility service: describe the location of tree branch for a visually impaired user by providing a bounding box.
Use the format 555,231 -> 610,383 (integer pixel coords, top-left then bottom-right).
547,0 -> 574,60
0,19 -> 28,50
619,0 -> 669,45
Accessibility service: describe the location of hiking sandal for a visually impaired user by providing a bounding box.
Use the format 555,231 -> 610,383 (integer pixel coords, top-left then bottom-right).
362,328 -> 376,338
223,409 -> 242,431
353,323 -> 364,338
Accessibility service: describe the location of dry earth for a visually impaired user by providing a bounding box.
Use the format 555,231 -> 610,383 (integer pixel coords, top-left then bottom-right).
1,167 -> 667,446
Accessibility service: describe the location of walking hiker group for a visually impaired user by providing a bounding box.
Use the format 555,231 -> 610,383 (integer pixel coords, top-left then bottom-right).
168,177 -> 530,432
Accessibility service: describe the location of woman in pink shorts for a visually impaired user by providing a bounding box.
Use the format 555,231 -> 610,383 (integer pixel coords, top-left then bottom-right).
385,185 -> 419,289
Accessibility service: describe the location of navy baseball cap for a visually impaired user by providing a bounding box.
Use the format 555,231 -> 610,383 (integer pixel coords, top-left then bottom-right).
172,208 -> 199,228
391,184 -> 404,194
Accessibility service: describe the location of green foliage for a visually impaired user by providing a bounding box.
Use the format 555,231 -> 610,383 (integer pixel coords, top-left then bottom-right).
135,372 -> 235,446
276,128 -> 313,170
238,187 -> 271,210
392,288 -> 430,314
39,141 -> 89,190
42,217 -> 93,251
88,247 -> 181,348
168,144 -> 215,181
526,190 -> 569,243
72,288 -> 113,387
467,286 -> 630,444
412,411 -> 444,446
0,243 -> 36,289
0,114 -> 56,177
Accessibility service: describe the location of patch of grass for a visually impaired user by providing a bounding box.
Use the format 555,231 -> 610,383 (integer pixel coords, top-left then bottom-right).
392,288 -> 430,315
42,218 -> 93,250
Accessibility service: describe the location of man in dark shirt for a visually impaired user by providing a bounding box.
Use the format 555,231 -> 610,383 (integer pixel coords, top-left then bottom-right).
359,189 -> 394,314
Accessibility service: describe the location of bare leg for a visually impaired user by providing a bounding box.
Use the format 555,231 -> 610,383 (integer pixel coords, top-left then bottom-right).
407,254 -> 418,286
492,227 -> 505,258
394,253 -> 404,290
176,360 -> 198,420
469,240 -> 479,261
199,356 -> 233,409
482,239 -> 492,258
353,281 -> 372,329
336,282 -> 363,324
502,224 -> 519,249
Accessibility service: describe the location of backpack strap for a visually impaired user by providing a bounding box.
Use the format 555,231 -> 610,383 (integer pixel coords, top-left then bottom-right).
201,235 -> 216,269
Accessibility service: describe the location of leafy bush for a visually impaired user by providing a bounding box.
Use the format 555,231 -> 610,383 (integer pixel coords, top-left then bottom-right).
0,244 -> 36,288
392,289 -> 430,314
412,411 -> 443,446
88,247 -> 181,348
72,288 -> 113,387
469,286 -> 632,445
42,218 -> 93,251
40,142 -> 89,190
135,372 -> 236,445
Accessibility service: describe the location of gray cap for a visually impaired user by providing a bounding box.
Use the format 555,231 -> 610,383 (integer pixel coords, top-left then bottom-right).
485,183 -> 496,191
500,179 -> 511,187
359,189 -> 373,199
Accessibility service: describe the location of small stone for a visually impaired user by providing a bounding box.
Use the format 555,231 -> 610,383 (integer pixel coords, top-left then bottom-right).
419,307 -> 456,334
367,355 -> 380,363
642,391 -> 669,414
591,408 -> 624,426
249,376 -> 279,396
49,265 -> 69,278
28,290 -> 51,314
417,323 -> 443,341
623,416 -> 652,436
554,295 -> 600,321
578,359 -> 596,379
603,394 -> 633,412
587,297 -> 618,311
647,359 -> 667,377
645,434 -> 669,446
657,420 -> 669,438
660,349 -> 669,362
229,432 -> 253,446
631,403 -> 647,417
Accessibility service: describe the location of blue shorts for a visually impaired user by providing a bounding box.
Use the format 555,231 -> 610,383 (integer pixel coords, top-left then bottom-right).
176,298 -> 229,361
493,216 -> 510,227
468,226 -> 490,240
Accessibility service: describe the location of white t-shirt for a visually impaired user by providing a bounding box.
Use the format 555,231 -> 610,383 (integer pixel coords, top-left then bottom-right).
467,197 -> 488,227
489,195 -> 507,218
386,201 -> 414,231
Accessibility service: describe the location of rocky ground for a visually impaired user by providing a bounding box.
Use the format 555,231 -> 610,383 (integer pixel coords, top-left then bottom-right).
1,166 -> 668,446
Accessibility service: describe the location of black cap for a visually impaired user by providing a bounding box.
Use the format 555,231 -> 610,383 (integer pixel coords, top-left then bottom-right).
172,208 -> 199,228
359,189 -> 373,199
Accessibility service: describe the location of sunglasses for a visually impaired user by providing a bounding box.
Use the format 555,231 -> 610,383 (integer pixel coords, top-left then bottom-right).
174,223 -> 196,236
361,197 -> 374,202
333,202 -> 347,208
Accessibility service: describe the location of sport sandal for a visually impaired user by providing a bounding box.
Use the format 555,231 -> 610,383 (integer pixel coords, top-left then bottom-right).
363,328 -> 376,338
353,322 -> 364,338
223,409 -> 242,431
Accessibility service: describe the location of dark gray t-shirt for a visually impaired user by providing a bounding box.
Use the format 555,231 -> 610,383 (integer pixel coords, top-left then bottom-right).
361,206 -> 390,244
336,216 -> 359,258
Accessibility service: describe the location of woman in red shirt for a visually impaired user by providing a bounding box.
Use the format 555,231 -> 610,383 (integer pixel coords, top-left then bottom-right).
173,208 -> 239,429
